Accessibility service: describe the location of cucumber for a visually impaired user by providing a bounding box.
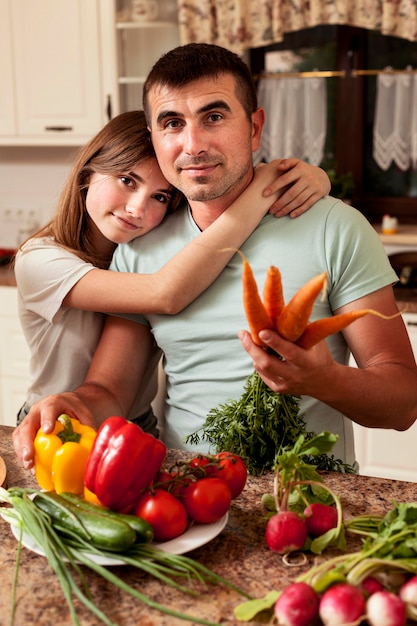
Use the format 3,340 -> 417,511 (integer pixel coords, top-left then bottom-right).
33,491 -> 137,553
59,492 -> 154,544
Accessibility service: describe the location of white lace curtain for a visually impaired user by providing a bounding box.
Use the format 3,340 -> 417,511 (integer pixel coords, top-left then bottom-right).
373,68 -> 417,171
255,75 -> 327,166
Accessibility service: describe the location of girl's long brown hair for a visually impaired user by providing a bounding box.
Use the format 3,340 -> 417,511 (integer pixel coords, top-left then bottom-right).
20,110 -> 183,269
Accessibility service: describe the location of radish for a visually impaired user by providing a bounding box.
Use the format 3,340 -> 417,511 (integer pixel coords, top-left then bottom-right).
303,502 -> 338,538
399,574 -> 417,606
319,582 -> 365,626
265,510 -> 307,554
361,576 -> 384,598
366,590 -> 406,626
274,582 -> 319,626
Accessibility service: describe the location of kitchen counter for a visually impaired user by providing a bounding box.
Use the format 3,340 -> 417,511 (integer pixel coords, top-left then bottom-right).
1,426 -> 417,626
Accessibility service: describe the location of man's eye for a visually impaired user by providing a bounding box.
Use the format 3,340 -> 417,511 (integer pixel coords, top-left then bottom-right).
207,113 -> 223,122
165,119 -> 182,129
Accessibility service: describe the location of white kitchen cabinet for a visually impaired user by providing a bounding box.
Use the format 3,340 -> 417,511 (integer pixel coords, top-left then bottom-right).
0,0 -> 180,146
0,287 -> 30,427
352,312 -> 417,483
0,0 -> 110,146
0,0 -> 16,136
111,0 -> 180,114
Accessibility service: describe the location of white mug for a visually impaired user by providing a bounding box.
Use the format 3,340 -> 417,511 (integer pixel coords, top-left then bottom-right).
131,0 -> 159,22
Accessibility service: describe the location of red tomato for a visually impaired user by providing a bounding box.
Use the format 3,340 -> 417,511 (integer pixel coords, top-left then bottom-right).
189,455 -> 216,478
210,452 -> 247,499
153,470 -> 176,489
181,477 -> 231,524
134,489 -> 188,542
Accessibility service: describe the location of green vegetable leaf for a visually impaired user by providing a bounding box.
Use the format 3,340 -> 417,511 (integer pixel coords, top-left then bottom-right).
234,590 -> 279,621
310,525 -> 347,554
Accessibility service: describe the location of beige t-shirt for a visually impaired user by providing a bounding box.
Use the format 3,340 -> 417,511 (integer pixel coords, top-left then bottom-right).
15,237 -> 159,420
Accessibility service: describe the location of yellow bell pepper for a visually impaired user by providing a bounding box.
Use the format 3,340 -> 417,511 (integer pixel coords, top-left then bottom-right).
34,414 -> 96,495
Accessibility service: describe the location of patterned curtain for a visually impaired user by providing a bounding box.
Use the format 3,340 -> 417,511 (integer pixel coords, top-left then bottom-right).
177,0 -> 417,55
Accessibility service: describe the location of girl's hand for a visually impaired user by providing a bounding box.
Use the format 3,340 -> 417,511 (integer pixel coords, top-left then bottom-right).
12,393 -> 96,470
261,158 -> 331,218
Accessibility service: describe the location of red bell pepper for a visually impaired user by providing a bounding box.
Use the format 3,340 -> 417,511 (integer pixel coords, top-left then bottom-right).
84,416 -> 166,513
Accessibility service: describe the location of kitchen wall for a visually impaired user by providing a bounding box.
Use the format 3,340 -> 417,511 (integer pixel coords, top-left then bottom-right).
0,147 -> 76,248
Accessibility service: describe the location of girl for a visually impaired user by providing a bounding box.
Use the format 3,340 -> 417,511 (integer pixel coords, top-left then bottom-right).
14,110 -> 329,434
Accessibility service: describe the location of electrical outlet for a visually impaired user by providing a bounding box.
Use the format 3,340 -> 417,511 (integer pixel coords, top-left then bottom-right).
0,207 -> 39,224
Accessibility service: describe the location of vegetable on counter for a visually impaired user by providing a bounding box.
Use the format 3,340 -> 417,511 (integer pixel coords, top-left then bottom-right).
34,413 -> 96,495
0,486 -> 250,626
263,432 -> 346,557
33,491 -> 154,551
135,451 -> 247,541
236,495 -> 417,625
84,415 -> 166,513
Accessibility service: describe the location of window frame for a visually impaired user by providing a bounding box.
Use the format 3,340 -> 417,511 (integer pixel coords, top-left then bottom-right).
250,25 -> 417,225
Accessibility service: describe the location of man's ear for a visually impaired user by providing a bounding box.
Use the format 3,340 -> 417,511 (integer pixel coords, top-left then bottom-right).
251,107 -> 265,152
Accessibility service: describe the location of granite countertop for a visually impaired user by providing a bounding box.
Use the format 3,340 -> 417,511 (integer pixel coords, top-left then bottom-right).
1,426 -> 417,625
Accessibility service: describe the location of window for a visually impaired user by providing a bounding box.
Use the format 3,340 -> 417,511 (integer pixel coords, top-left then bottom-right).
250,25 -> 417,224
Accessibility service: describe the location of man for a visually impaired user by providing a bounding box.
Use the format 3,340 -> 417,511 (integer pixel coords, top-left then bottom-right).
14,43 -> 417,469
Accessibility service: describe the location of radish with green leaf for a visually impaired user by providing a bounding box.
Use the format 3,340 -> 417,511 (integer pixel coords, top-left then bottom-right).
265,510 -> 307,554
304,502 -> 338,538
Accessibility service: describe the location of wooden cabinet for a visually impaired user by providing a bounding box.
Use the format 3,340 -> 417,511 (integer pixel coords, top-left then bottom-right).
0,0 -> 109,146
0,287 -> 30,427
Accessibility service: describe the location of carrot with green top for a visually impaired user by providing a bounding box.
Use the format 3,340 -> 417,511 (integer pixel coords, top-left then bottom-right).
276,272 -> 328,342
296,308 -> 402,349
263,265 -> 284,325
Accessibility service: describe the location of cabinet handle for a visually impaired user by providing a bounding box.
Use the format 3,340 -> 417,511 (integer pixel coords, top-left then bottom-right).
44,126 -> 73,132
106,95 -> 112,121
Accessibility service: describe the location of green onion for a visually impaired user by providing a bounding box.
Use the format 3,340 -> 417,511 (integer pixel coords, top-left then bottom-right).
0,487 -> 250,626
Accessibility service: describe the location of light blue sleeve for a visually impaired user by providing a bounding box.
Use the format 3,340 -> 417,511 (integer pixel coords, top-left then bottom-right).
323,201 -> 398,310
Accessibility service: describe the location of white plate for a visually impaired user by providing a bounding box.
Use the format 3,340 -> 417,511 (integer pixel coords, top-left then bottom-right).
10,513 -> 228,566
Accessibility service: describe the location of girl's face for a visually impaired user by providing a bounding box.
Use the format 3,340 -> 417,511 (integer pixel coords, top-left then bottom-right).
86,157 -> 174,245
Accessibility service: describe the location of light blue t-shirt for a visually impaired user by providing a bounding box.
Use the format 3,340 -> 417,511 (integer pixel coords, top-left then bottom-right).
111,196 -> 397,465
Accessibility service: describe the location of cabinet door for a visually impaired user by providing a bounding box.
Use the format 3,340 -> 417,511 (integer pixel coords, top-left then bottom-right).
352,312 -> 417,482
0,0 -> 16,135
0,287 -> 30,427
11,0 -> 104,140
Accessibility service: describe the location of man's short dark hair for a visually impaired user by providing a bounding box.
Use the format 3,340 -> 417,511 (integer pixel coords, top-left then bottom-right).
143,43 -> 258,124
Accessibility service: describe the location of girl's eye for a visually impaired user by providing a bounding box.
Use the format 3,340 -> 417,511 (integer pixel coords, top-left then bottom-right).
153,193 -> 170,204
120,175 -> 135,188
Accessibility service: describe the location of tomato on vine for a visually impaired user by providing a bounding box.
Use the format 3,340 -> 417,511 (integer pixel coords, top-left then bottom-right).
210,452 -> 247,499
134,489 -> 188,542
181,477 -> 232,524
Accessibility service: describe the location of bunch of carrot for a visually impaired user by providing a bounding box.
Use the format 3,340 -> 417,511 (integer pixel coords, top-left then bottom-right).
240,253 -> 396,349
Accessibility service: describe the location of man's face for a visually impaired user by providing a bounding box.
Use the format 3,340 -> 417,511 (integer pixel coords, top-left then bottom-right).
147,74 -> 264,209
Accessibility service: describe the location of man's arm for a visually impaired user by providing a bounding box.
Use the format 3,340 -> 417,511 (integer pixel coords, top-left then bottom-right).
13,316 -> 152,469
239,285 -> 417,431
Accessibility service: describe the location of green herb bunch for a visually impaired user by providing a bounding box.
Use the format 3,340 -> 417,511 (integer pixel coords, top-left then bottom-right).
186,371 -> 355,475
